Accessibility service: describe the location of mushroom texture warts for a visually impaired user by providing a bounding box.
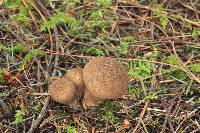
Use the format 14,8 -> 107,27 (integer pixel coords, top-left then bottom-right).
49,78 -> 78,107
83,57 -> 129,108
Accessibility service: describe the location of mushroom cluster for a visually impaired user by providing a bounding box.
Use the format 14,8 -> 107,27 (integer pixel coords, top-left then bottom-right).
49,57 -> 129,108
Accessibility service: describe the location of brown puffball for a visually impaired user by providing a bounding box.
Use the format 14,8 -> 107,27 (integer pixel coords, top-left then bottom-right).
83,57 -> 129,107
66,68 -> 85,98
49,78 -> 78,107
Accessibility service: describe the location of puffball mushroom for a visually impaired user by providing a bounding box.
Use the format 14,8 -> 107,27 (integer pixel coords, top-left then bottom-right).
65,68 -> 85,98
49,78 -> 78,107
83,57 -> 129,108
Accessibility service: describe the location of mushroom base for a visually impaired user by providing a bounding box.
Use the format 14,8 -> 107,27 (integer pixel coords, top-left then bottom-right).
66,97 -> 81,108
82,89 -> 104,109
76,89 -> 84,100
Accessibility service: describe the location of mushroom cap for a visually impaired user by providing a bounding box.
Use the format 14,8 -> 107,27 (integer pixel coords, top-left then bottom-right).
49,78 -> 77,105
83,57 -> 129,99
66,68 -> 85,98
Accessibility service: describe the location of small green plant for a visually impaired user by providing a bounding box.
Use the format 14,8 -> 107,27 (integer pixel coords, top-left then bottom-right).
11,110 -> 25,125
1,43 -> 27,53
62,0 -> 80,9
153,3 -> 169,28
96,0 -> 112,6
0,43 -> 44,72
83,7 -> 114,39
122,46 -> 157,80
90,9 -> 104,19
124,60 -> 152,79
40,11 -> 77,31
144,94 -> 158,101
64,125 -> 78,133
0,69 -> 4,83
116,36 -> 135,55
195,97 -> 200,104
9,43 -> 27,53
172,70 -> 188,80
164,55 -> 179,66
192,28 -> 200,40
190,63 -> 200,72
100,101 -> 118,122
130,87 -> 138,99
0,44 -> 7,52
3,0 -> 30,23
83,47 -> 104,56
19,49 -> 46,71
96,123 -> 103,129
85,9 -> 110,33
163,55 -> 188,80
34,101 -> 43,112
159,16 -> 168,28
151,117 -> 160,127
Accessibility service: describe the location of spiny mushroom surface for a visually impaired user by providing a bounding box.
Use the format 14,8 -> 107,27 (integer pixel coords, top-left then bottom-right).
83,57 -> 129,107
65,68 -> 85,98
49,78 -> 78,107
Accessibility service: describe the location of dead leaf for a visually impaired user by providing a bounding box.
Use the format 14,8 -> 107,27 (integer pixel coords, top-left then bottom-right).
123,119 -> 131,129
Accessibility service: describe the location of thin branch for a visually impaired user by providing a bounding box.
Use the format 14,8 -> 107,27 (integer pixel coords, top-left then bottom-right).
27,96 -> 50,133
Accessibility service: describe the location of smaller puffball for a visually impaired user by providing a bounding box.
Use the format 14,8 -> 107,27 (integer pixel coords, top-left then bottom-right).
49,78 -> 78,106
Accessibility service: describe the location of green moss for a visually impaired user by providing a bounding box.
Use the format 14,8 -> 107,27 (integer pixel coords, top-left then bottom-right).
83,47 -> 104,56
100,101 -> 118,122
40,12 -> 77,31
11,110 -> 25,125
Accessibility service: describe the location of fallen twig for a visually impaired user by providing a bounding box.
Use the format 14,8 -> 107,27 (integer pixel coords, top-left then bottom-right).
132,101 -> 149,133
36,0 -> 59,77
27,96 -> 50,133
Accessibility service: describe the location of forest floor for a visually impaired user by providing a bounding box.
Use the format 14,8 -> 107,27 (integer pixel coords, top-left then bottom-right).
0,0 -> 200,133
